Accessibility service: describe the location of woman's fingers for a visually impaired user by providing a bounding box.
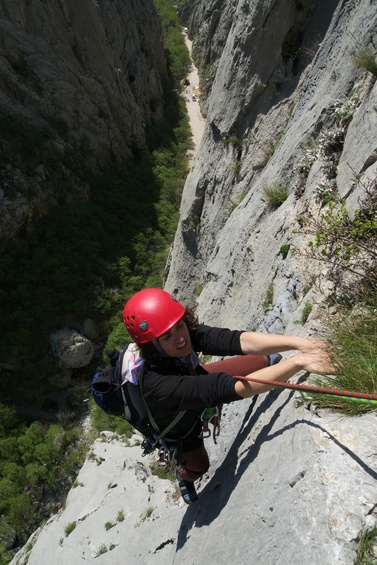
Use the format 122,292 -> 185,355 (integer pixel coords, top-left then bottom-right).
300,351 -> 337,374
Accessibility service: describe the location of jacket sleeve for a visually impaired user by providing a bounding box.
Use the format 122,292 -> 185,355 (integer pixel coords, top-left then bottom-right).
144,368 -> 241,411
191,324 -> 245,357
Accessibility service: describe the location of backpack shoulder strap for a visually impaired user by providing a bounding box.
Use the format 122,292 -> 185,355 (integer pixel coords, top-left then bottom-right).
120,387 -> 132,421
118,343 -> 187,442
118,344 -> 138,421
138,365 -> 186,442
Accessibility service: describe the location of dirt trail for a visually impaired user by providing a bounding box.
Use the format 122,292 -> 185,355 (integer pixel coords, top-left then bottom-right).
183,34 -> 205,162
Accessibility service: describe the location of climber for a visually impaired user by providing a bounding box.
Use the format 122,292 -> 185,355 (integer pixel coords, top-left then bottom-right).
122,288 -> 335,504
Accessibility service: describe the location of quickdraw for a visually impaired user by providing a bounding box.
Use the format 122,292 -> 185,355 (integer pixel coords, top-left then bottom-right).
141,435 -> 178,471
157,440 -> 178,471
201,405 -> 222,444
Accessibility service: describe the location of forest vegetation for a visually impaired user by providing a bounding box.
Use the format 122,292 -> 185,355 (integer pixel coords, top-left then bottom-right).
0,1 -> 191,559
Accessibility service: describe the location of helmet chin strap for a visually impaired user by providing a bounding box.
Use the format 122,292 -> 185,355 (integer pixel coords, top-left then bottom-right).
152,338 -> 167,356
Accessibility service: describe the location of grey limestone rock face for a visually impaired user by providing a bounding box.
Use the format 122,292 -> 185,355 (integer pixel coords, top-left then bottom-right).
166,0 -> 377,333
49,327 -> 94,369
0,0 -> 166,162
10,393 -> 377,565
0,0 -> 167,236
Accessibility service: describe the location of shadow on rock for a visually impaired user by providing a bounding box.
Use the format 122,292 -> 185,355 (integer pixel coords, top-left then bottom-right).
176,388 -> 293,551
176,390 -> 377,554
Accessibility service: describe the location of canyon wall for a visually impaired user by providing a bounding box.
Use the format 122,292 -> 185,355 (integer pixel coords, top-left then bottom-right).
166,0 -> 376,339
0,0 -> 167,235
7,1 -> 377,564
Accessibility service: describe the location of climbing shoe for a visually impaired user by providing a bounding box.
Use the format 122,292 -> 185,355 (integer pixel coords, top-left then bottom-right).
268,353 -> 283,366
176,470 -> 198,504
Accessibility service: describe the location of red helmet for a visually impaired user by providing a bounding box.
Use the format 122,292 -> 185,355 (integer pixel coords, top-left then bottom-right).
123,288 -> 185,343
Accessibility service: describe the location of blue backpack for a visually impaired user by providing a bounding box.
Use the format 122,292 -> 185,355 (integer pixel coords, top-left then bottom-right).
91,343 -> 153,435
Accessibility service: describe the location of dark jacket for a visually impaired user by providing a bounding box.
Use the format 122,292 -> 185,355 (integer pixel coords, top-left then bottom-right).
141,324 -> 244,443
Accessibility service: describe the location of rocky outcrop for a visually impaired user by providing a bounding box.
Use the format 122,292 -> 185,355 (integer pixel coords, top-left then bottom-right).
0,0 -> 167,236
10,397 -> 377,565
0,0 -> 166,161
48,327 -> 94,387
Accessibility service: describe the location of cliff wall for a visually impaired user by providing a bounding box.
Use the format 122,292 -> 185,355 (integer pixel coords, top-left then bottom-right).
0,0 -> 167,235
166,0 -> 376,338
0,0 -> 166,159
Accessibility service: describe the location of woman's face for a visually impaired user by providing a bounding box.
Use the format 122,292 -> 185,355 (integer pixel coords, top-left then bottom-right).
158,318 -> 192,357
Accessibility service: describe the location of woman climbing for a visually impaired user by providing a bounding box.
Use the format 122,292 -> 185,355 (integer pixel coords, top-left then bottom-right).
122,288 -> 335,504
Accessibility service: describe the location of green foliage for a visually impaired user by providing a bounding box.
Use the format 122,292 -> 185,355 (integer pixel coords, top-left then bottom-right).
306,181 -> 377,304
355,527 -> 377,564
296,176 -> 377,414
90,401 -> 133,437
294,92 -> 359,201
279,244 -> 290,259
232,161 -> 242,177
0,405 -> 86,546
194,283 -> 203,297
228,196 -> 241,213
353,46 -> 377,78
310,201 -> 377,262
137,505 -> 154,526
0,543 -> 13,565
0,0 -> 191,389
263,182 -> 289,207
150,461 -> 176,482
105,323 -> 130,353
64,522 -> 76,537
0,112 -> 190,397
155,0 -> 191,84
96,544 -> 108,556
117,509 -> 125,522
300,302 -> 312,324
0,405 -> 21,436
0,2 -> 191,555
314,179 -> 337,206
223,136 -> 243,152
104,508 -> 125,531
301,305 -> 377,415
332,91 -> 360,126
263,283 -> 274,310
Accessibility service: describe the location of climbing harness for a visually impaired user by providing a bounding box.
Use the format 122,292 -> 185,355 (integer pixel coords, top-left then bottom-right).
235,374 -> 377,405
